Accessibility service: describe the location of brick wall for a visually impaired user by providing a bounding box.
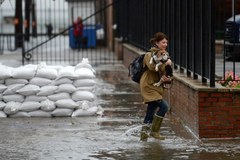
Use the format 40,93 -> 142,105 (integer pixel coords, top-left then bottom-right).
117,40 -> 240,139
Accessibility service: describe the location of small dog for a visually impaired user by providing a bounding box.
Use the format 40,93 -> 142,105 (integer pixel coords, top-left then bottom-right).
149,50 -> 173,87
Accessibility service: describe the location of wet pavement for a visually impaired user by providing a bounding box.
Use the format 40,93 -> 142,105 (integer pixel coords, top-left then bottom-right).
0,63 -> 240,160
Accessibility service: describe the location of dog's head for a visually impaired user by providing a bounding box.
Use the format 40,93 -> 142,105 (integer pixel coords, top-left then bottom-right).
157,51 -> 170,63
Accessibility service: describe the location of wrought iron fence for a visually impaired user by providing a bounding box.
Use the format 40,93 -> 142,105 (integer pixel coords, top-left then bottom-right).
0,0 -> 120,66
116,0 -> 216,87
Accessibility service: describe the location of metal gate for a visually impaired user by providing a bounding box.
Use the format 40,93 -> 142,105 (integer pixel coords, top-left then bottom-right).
0,0 -> 120,66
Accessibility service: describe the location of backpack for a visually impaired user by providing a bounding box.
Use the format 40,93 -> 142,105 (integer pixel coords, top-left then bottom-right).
128,54 -> 147,83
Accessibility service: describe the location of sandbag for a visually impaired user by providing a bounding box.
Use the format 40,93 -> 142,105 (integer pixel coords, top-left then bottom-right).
5,78 -> 28,86
0,65 -> 12,79
25,95 -> 48,102
9,112 -> 31,118
41,99 -> 56,111
3,84 -> 25,95
48,92 -> 71,102
72,91 -> 95,101
55,99 -> 78,109
20,101 -> 41,112
52,108 -> 73,117
57,66 -> 78,80
0,111 -> 7,118
3,94 -> 25,102
54,84 -> 76,93
36,68 -> 58,80
11,66 -> 36,79
0,101 -> 6,110
0,84 -> 7,93
72,106 -> 98,117
3,102 -> 21,115
37,86 -> 58,96
73,79 -> 96,87
75,68 -> 95,79
16,84 -> 40,96
51,78 -> 73,86
28,110 -> 52,117
29,77 -> 52,87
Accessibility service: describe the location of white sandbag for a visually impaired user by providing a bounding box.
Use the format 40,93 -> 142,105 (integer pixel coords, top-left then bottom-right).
45,65 -> 63,71
9,112 -> 31,118
57,66 -> 78,80
52,108 -> 73,117
76,86 -> 95,91
28,110 -> 52,117
72,91 -> 95,102
11,66 -> 36,79
54,84 -> 76,94
0,111 -> 7,118
0,101 -> 6,110
36,68 -> 58,80
51,78 -> 73,86
3,94 -> 25,102
24,64 -> 38,70
55,99 -> 78,109
41,99 -> 56,111
25,95 -> 47,102
20,101 -> 41,112
75,68 -> 95,79
0,84 -> 7,93
75,58 -> 96,74
3,102 -> 21,115
73,79 -> 96,87
76,100 -> 92,110
3,84 -> 25,95
5,78 -> 28,86
0,65 -> 12,79
48,92 -> 71,102
16,84 -> 40,96
37,86 -> 58,96
29,77 -> 52,87
72,106 -> 98,117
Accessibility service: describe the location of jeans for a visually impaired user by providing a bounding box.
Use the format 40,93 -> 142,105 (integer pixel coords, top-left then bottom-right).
75,36 -> 82,50
143,100 -> 169,124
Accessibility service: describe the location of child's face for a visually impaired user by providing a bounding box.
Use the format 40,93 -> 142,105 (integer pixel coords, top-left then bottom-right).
155,38 -> 168,50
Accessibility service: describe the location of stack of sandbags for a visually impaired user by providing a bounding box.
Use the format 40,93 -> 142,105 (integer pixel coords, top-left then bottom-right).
0,59 -> 103,118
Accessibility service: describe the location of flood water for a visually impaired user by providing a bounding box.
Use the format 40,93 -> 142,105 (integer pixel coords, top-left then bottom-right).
0,64 -> 239,160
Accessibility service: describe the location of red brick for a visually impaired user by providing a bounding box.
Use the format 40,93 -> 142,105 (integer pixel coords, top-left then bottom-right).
199,92 -> 209,97
211,93 -> 222,97
206,97 -> 218,102
223,93 -> 232,97
199,102 -> 211,107
218,97 -> 233,102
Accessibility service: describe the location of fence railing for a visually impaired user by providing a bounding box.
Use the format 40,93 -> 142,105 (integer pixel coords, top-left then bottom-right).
0,0 -> 119,66
116,0 -> 240,87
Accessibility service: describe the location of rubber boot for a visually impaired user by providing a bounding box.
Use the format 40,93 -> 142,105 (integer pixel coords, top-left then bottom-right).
150,115 -> 165,140
140,124 -> 151,141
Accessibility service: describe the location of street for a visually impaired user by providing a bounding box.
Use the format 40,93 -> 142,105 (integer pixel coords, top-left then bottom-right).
0,63 -> 239,160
